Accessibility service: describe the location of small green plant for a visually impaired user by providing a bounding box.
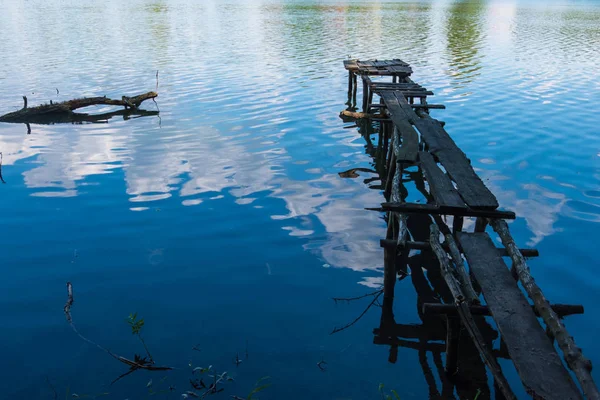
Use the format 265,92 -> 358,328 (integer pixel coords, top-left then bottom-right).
247,376 -> 271,400
126,313 -> 145,335
378,383 -> 401,400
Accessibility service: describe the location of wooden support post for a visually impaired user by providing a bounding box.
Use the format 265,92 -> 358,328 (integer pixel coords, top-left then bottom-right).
352,74 -> 358,107
453,216 -> 464,233
382,122 -> 389,164
385,153 -> 397,199
490,219 -> 599,400
445,317 -> 460,374
348,71 -> 353,97
383,215 -> 397,301
367,86 -> 374,113
475,217 -> 487,232
362,77 -> 369,113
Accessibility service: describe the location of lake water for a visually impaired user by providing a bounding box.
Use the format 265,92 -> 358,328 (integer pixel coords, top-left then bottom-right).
0,0 -> 599,398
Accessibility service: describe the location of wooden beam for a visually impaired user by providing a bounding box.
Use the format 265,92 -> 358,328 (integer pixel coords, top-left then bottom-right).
371,202 -> 515,219
422,303 -> 585,317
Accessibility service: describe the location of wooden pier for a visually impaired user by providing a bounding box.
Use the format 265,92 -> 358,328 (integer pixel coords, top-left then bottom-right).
341,59 -> 599,400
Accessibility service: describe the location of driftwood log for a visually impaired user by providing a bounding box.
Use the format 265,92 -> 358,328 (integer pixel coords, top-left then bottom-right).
0,92 -> 158,123
490,219 -> 599,400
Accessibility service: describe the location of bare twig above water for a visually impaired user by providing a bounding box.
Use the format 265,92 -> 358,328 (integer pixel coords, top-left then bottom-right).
333,289 -> 383,304
330,289 -> 383,334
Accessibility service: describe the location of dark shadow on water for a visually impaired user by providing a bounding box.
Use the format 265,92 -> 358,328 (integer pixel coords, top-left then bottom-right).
3,109 -> 160,135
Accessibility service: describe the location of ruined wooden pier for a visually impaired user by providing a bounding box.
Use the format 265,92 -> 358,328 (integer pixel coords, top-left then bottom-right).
341,59 -> 598,399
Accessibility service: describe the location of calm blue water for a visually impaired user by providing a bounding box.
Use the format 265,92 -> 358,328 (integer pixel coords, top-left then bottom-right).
0,0 -> 599,398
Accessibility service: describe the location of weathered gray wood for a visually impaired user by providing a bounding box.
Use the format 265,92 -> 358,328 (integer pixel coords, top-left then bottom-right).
410,104 -> 446,110
379,239 -> 539,257
422,303 -> 585,317
410,109 -> 498,209
373,202 -> 515,219
489,219 -> 599,400
383,92 -> 498,209
393,125 -> 418,163
457,232 -> 583,400
381,91 -> 418,163
445,233 -> 479,303
430,225 -> 517,400
419,151 -> 466,209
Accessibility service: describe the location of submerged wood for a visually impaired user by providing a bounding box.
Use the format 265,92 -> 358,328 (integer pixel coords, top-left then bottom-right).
0,92 -> 158,123
340,110 -> 382,119
490,219 -> 599,400
429,225 -> 517,400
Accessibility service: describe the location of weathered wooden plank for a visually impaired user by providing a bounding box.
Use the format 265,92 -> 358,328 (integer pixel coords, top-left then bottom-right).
380,91 -> 418,163
457,232 -> 583,400
419,151 -> 466,209
422,303 -> 585,317
393,125 -> 418,163
389,93 -> 498,209
410,104 -> 446,110
343,59 -> 358,71
373,202 -> 515,219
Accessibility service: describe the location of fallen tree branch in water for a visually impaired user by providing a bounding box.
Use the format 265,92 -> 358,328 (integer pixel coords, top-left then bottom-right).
63,282 -> 173,385
0,92 -> 158,123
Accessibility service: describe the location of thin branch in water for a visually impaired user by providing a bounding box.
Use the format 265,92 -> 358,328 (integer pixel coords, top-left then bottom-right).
234,353 -> 242,367
156,70 -> 159,92
45,376 -> 57,400
63,282 -> 173,385
26,123 -> 31,135
332,289 -> 383,304
317,359 -> 327,371
330,290 -> 383,335
138,334 -> 154,364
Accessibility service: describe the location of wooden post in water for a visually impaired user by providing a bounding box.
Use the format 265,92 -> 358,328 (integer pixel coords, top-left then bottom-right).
445,317 -> 461,374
